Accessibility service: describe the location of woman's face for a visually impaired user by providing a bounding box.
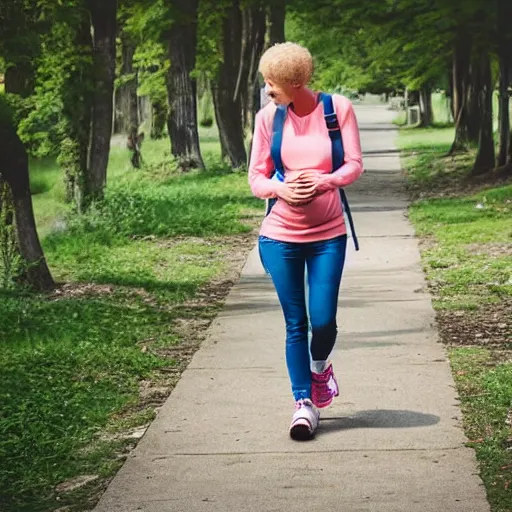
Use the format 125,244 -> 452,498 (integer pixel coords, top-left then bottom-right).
264,79 -> 296,106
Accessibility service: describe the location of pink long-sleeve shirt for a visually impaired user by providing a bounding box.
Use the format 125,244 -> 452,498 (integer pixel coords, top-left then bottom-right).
248,93 -> 363,243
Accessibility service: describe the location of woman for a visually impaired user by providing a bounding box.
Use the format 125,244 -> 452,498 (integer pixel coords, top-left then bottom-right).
248,42 -> 364,440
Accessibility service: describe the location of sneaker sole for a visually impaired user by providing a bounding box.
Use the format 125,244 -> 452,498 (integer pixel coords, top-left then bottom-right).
290,424 -> 314,441
289,421 -> 315,441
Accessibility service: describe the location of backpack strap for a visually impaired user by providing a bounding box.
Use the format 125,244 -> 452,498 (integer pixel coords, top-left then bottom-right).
318,93 -> 359,251
266,104 -> 287,215
270,104 -> 287,182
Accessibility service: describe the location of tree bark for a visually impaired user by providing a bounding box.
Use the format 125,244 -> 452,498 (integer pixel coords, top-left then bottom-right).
212,0 -> 247,168
4,64 -> 34,97
466,60 -> 481,142
450,43 -> 470,152
235,3 -> 266,132
447,66 -> 455,121
450,39 -> 480,153
87,0 -> 117,202
419,85 -> 433,126
472,53 -> 495,176
151,100 -> 166,139
165,0 -> 205,172
114,35 -> 139,138
268,0 -> 286,46
235,7 -> 254,130
497,49 -> 510,167
247,3 -> 266,131
509,130 -> 512,165
0,112 -> 54,291
60,16 -> 93,210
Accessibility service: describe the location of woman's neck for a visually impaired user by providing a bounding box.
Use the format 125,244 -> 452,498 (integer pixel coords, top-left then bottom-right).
290,87 -> 317,117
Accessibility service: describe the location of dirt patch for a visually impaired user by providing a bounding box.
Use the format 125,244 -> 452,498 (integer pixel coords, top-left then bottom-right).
465,243 -> 512,258
404,150 -> 512,202
437,299 -> 511,348
48,282 -> 115,300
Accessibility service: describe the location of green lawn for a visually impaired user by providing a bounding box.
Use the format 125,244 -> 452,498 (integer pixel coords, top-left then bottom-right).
0,128 -> 261,512
398,125 -> 512,512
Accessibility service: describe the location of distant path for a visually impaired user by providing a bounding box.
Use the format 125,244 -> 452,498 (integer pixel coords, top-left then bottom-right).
94,105 -> 490,512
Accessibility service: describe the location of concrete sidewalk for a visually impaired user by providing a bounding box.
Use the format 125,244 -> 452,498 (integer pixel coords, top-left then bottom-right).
94,105 -> 490,512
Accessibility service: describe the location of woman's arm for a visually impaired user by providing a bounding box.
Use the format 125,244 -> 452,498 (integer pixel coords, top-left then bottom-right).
318,96 -> 364,190
248,109 -> 284,199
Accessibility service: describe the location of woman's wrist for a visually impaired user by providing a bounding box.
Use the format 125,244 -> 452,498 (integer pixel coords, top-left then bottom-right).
318,173 -> 336,191
272,180 -> 287,198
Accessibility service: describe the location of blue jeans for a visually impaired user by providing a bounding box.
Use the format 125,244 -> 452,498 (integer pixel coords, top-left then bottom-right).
259,235 -> 347,401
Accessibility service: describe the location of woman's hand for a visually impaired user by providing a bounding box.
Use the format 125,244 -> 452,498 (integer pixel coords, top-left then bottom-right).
275,179 -> 316,206
285,171 -> 329,199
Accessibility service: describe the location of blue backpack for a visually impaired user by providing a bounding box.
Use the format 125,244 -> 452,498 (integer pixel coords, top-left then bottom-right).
266,92 -> 359,251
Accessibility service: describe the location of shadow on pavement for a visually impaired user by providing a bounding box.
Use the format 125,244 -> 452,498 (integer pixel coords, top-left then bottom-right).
319,409 -> 440,433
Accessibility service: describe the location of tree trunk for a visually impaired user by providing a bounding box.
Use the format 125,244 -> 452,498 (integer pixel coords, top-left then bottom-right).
268,0 -> 286,46
87,0 -> 117,202
151,100 -> 166,139
212,0 -> 247,168
61,16 -> 94,210
472,53 -> 495,176
447,66 -> 455,121
114,36 -> 138,137
0,112 -> 54,291
466,60 -> 481,142
247,3 -> 267,130
4,64 -> 34,97
0,179 -> 19,288
509,130 -> 512,165
450,42 -> 470,152
235,3 -> 266,132
235,8 -> 254,130
450,40 -> 480,153
497,49 -> 510,167
419,85 -> 433,126
165,0 -> 205,172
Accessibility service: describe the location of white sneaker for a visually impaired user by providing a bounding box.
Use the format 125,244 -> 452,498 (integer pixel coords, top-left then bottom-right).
289,399 -> 320,440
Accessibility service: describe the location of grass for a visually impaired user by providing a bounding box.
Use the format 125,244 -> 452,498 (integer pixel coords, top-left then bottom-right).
451,349 -> 512,511
0,127 -> 261,511
398,123 -> 512,511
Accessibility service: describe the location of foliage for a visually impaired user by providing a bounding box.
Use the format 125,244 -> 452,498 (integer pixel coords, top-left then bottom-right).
132,40 -> 168,112
195,0 -> 232,80
287,0 -> 503,94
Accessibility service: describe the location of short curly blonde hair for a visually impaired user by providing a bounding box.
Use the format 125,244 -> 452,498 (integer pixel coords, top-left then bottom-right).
259,42 -> 313,86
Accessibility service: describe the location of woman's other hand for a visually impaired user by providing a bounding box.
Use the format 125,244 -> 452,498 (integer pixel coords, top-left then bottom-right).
285,171 -> 329,198
275,179 -> 316,206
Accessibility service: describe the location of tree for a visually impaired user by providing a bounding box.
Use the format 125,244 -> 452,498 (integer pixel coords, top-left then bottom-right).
211,0 -> 247,168
114,32 -> 139,141
268,0 -> 285,46
0,100 -> 54,291
165,0 -> 205,171
496,0 -> 512,168
471,52 -> 495,174
245,1 -> 266,130
87,0 -> 117,201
